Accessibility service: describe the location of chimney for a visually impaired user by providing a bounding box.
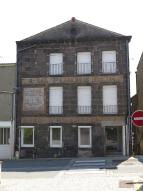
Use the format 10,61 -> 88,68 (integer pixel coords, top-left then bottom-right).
71,17 -> 76,22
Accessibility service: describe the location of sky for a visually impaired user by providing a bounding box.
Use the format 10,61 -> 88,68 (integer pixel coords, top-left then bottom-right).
0,0 -> 143,96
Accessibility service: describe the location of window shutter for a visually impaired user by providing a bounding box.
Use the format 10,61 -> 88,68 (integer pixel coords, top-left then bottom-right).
102,51 -> 116,73
77,52 -> 91,63
50,53 -> 63,64
103,85 -> 117,113
49,87 -> 63,107
49,87 -> 63,114
78,86 -> 91,114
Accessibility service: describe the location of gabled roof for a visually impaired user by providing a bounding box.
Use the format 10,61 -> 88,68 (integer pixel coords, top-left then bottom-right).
19,18 -> 131,43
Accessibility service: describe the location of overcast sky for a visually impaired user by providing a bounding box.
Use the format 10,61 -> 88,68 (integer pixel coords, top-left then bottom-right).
0,0 -> 143,96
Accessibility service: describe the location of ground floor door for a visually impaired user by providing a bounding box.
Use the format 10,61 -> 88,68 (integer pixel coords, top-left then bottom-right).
105,126 -> 122,155
0,122 -> 13,159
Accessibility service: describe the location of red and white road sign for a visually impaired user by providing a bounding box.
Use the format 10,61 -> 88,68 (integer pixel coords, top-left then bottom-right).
132,110 -> 143,127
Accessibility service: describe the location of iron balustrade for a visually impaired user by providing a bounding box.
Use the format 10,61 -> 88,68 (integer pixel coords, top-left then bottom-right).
78,106 -> 91,114
49,106 -> 63,114
77,63 -> 91,74
102,62 -> 116,73
49,63 -> 63,75
103,105 -> 118,114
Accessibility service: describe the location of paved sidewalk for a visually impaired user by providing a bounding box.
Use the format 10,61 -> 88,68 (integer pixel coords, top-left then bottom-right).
0,170 -> 143,191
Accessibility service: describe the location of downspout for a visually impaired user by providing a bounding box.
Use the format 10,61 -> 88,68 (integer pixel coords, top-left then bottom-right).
15,43 -> 20,158
126,40 -> 131,156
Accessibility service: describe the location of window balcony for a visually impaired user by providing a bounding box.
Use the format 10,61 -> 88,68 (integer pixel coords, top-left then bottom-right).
103,105 -> 118,114
49,63 -> 63,75
78,106 -> 91,114
49,106 -> 63,114
77,63 -> 91,74
102,62 -> 116,73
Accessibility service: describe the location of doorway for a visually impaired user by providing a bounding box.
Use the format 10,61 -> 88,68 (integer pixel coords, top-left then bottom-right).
105,126 -> 122,155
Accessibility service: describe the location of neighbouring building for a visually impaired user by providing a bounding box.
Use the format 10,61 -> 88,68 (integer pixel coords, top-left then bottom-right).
131,52 -> 143,154
16,18 -> 131,158
0,63 -> 16,159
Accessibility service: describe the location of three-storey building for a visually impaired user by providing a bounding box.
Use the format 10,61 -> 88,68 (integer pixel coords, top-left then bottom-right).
16,18 -> 131,158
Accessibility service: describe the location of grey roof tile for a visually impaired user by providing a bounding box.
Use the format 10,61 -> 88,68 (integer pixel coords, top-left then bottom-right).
19,18 -> 131,43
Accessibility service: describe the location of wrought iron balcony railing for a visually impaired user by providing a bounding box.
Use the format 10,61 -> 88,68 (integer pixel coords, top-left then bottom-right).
102,62 -> 116,73
49,63 -> 63,75
77,63 -> 91,74
103,105 -> 118,114
49,106 -> 63,114
78,106 -> 91,114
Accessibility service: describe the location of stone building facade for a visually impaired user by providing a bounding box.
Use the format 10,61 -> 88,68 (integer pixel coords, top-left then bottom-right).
16,18 -> 131,158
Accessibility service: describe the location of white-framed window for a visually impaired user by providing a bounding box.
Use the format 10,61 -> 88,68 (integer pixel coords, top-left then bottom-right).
50,126 -> 62,148
102,51 -> 116,73
21,126 -> 34,147
78,126 -> 92,148
77,86 -> 91,114
103,85 -> 118,114
77,52 -> 91,74
49,53 -> 63,75
49,87 -> 63,114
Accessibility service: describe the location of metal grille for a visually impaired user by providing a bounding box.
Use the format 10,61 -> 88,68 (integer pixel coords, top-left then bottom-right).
0,128 -> 10,144
102,62 -> 116,73
49,106 -> 63,114
78,106 -> 91,114
103,105 -> 118,114
77,63 -> 91,74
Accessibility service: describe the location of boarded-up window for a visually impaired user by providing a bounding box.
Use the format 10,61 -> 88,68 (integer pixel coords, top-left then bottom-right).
23,87 -> 44,111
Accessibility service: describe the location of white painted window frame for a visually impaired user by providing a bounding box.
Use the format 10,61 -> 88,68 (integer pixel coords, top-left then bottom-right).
77,86 -> 92,114
50,126 -> 62,148
103,85 -> 118,114
49,86 -> 63,114
78,126 -> 92,148
102,50 -> 116,73
77,52 -> 91,74
49,53 -> 63,75
21,126 -> 34,147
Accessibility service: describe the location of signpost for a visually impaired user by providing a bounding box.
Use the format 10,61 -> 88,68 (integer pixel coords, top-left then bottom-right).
132,110 -> 143,127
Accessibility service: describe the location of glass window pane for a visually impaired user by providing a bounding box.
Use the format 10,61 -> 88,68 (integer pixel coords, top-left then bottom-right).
52,128 -> 60,145
80,128 -> 90,145
23,128 -> 33,144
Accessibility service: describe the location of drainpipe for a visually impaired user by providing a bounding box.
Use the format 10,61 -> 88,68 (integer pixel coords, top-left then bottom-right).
126,40 -> 131,156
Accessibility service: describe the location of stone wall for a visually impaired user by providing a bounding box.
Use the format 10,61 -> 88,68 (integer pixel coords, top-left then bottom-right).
17,39 -> 129,157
